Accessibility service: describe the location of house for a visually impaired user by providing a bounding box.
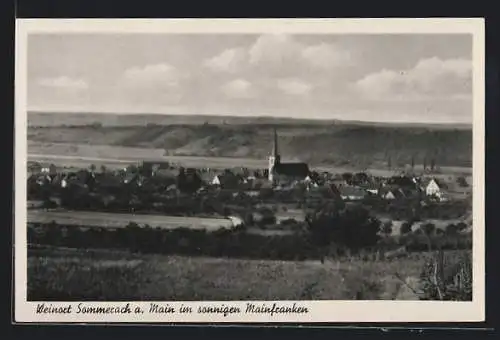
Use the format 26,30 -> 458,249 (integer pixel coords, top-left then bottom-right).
211,172 -> 245,190
123,172 -> 143,186
142,161 -> 171,177
40,163 -> 58,175
382,189 -> 396,200
379,186 -> 413,200
245,190 -> 260,197
352,172 -> 370,185
52,173 -> 68,187
360,182 -> 381,195
304,176 -> 320,190
421,178 -> 448,200
338,186 -> 367,201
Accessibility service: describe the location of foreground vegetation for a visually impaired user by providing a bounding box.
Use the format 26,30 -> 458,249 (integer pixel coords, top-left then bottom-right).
27,246 -> 471,301
28,217 -> 472,261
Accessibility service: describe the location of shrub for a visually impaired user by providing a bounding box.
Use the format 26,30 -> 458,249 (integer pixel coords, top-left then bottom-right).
419,250 -> 472,301
306,205 -> 381,260
381,221 -> 393,236
422,223 -> 436,236
456,222 -> 468,232
400,222 -> 413,234
445,223 -> 458,235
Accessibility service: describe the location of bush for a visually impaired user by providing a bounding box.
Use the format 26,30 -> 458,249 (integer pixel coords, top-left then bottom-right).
445,223 -> 458,235
419,250 -> 472,301
381,221 -> 393,236
306,205 -> 381,259
456,222 -> 468,232
400,222 -> 413,234
422,223 -> 436,236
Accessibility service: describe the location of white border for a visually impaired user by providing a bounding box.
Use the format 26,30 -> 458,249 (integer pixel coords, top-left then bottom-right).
14,18 -> 485,323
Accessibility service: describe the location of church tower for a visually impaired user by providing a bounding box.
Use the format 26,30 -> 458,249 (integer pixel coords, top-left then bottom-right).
268,127 -> 281,182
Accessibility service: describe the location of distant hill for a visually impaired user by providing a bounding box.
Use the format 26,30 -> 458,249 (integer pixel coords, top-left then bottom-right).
28,111 -> 473,130
27,111 -> 473,168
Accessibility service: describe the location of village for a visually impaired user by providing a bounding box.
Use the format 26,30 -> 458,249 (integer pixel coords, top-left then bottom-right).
27,129 -> 472,237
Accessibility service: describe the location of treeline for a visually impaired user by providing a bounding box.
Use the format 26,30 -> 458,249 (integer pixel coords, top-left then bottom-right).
28,222 -> 472,261
361,198 -> 470,221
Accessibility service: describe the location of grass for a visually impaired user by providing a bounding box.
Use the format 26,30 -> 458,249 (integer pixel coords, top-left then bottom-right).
28,210 -> 234,230
27,246 -> 469,301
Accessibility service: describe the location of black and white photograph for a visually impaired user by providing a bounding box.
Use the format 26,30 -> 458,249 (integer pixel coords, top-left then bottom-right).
15,19 -> 485,323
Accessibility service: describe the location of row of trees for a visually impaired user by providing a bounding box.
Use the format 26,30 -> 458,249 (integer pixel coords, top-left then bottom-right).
28,201 -> 472,262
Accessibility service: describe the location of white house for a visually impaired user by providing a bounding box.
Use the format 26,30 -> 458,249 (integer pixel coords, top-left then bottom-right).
212,175 -> 221,186
423,178 -> 446,200
41,164 -> 57,175
383,190 -> 396,200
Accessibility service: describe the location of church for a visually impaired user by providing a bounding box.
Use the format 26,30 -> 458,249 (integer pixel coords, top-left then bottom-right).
268,128 -> 310,185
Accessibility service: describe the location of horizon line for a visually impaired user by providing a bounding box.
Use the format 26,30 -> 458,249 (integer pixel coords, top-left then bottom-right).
27,109 -> 473,127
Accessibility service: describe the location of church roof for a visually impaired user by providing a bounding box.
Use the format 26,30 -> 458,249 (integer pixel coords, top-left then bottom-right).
274,162 -> 310,178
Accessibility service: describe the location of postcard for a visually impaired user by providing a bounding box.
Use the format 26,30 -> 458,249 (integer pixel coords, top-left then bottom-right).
14,18 -> 485,323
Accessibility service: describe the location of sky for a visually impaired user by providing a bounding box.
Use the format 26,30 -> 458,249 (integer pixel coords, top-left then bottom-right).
27,33 -> 473,123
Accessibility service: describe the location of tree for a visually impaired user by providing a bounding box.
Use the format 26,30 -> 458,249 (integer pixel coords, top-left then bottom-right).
422,223 -> 436,251
341,172 -> 353,184
422,223 -> 436,236
456,176 -> 469,188
456,222 -> 468,232
306,204 -> 381,262
400,221 -> 413,234
445,223 -> 459,235
90,164 -> 96,172
100,165 -> 107,173
430,158 -> 436,172
382,221 -> 393,236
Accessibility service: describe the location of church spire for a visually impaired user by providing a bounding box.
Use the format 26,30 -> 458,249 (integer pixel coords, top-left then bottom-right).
273,127 -> 279,157
268,127 -> 280,183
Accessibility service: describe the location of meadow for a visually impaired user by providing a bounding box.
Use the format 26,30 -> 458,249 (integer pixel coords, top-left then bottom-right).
28,210 -> 235,230
28,245 -> 468,301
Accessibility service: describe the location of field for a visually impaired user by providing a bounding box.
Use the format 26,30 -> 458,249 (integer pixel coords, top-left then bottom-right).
28,141 -> 167,160
28,210 -> 235,230
28,245 -> 458,301
28,111 -> 473,172
28,143 -> 472,180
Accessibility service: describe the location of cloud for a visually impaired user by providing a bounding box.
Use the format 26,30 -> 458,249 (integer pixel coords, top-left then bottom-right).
37,76 -> 88,90
122,63 -> 187,89
277,78 -> 312,95
354,57 -> 472,100
205,34 -> 351,78
221,78 -> 255,98
203,48 -> 247,73
249,34 -> 302,67
301,43 -> 352,70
